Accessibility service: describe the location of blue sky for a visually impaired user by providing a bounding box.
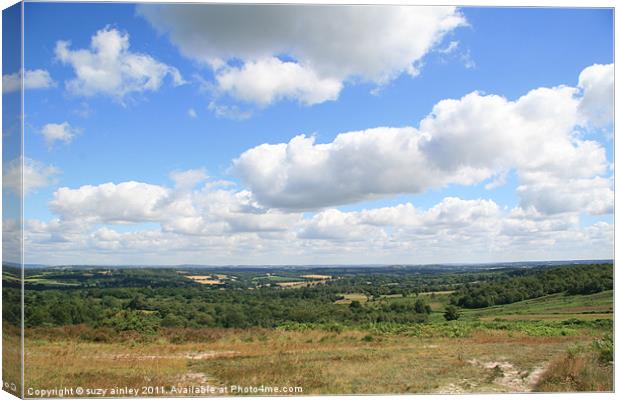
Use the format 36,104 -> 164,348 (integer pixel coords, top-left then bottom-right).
3,3 -> 614,265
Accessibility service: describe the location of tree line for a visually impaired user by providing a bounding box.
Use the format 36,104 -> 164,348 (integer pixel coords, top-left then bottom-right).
450,263 -> 612,308
5,284 -> 433,333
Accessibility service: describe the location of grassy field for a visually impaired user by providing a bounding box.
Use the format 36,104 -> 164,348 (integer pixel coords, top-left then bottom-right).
23,321 -> 609,395
21,290 -> 613,395
11,265 -> 614,395
2,323 -> 22,397
334,293 -> 369,304
462,291 -> 613,321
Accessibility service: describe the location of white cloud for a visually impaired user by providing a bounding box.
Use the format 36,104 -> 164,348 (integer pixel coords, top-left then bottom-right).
294,197 -> 611,263
2,218 -> 21,263
188,108 -> 197,118
55,27 -> 184,101
3,157 -> 60,196
2,69 -> 56,93
233,65 -> 613,215
517,174 -> 613,215
138,4 -> 466,106
461,50 -> 476,69
170,168 -> 208,190
214,57 -> 343,106
299,208 -> 386,242
233,128 -> 438,210
23,162 -> 612,264
29,193 -> 612,265
49,181 -> 170,224
577,63 -> 613,129
302,198 -> 502,241
40,122 -> 79,147
437,41 -> 459,54
207,101 -> 252,120
46,172 -> 302,237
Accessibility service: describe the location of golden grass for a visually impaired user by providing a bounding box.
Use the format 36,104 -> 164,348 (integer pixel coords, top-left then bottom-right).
479,313 -> 613,321
186,276 -> 224,285
22,325 -> 605,396
301,275 -> 332,280
2,323 -> 22,397
334,293 -> 368,304
535,351 -> 613,392
276,280 -> 329,288
276,282 -> 309,288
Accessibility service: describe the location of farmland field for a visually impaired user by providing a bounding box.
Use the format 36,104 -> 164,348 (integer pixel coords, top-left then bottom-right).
2,262 -> 614,395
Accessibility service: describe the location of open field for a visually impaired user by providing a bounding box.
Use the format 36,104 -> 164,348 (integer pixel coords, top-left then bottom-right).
2,323 -> 21,397
21,291 -> 614,395
23,320 -> 610,395
276,280 -> 331,288
187,276 -> 225,285
463,291 -> 613,321
6,263 -> 614,395
335,293 -> 369,305
301,275 -> 332,280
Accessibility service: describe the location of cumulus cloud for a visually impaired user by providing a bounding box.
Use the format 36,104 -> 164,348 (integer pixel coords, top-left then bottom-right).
170,168 -> 208,191
47,172 -> 301,237
3,157 -> 60,196
517,174 -> 613,215
41,122 -> 79,148
577,63 -> 613,129
296,197 -> 611,263
233,64 -> 613,215
2,218 -> 22,263
299,208 -> 386,242
215,57 -> 343,106
138,4 -> 466,106
233,128 -> 438,209
2,69 -> 56,93
50,181 -> 170,224
26,193 -> 612,265
55,27 -> 184,101
301,198 -> 502,244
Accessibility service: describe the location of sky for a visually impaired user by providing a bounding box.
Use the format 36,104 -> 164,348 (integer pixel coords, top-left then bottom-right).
1,2 -> 614,265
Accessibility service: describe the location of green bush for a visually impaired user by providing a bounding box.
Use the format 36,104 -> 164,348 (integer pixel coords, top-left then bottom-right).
592,334 -> 613,363
362,334 -> 374,342
443,305 -> 460,321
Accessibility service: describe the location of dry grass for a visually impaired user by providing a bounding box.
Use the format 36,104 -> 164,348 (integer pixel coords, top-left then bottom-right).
535,351 -> 613,392
334,293 -> 368,304
300,275 -> 332,280
479,313 -> 612,321
276,282 -> 309,288
276,280 -> 330,288
22,326 -> 604,396
2,323 -> 22,396
186,276 -> 224,285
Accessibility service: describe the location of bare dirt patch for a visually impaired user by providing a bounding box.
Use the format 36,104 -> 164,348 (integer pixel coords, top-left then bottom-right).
179,372 -> 210,385
186,351 -> 240,360
437,359 -> 547,394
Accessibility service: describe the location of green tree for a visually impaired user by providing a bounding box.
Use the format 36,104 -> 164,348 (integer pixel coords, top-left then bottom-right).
349,300 -> 362,309
414,298 -> 431,314
443,305 -> 461,321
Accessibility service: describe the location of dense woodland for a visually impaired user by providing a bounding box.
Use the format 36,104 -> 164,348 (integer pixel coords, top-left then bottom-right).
2,263 -> 613,333
450,264 -> 613,308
